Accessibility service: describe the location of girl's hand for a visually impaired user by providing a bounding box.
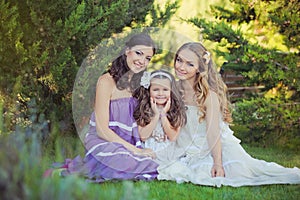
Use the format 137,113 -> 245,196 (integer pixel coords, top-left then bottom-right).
150,97 -> 159,115
211,164 -> 225,177
162,98 -> 171,114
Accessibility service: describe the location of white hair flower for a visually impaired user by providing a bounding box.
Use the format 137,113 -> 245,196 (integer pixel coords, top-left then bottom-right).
140,71 -> 173,89
203,51 -> 211,65
140,71 -> 151,89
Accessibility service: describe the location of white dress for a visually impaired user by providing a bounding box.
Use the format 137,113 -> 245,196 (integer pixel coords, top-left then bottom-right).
143,119 -> 171,153
156,105 -> 300,187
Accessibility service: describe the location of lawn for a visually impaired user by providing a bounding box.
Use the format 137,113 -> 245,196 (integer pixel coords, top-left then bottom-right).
1,133 -> 299,200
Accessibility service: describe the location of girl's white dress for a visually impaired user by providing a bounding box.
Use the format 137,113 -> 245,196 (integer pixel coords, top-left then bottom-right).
143,120 -> 171,153
156,105 -> 300,187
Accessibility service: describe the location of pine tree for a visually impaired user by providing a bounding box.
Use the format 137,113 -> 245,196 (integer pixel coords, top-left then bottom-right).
0,0 -> 178,134
188,0 -> 300,101
186,0 -> 300,148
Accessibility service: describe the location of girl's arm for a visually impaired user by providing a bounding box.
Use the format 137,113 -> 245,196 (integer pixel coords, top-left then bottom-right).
94,74 -> 153,157
138,114 -> 160,141
160,114 -> 181,141
138,112 -> 180,142
204,90 -> 225,177
138,97 -> 160,141
161,98 -> 180,141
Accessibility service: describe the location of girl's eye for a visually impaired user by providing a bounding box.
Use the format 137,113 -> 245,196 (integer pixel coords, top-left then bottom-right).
188,63 -> 194,67
135,51 -> 142,56
163,88 -> 170,91
146,57 -> 152,61
176,57 -> 182,62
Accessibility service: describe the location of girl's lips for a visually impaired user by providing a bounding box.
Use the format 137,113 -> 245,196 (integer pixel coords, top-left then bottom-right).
176,70 -> 186,76
134,62 -> 144,69
155,97 -> 166,99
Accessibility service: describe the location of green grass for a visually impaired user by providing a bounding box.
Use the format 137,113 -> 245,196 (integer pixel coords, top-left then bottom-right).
1,132 -> 299,200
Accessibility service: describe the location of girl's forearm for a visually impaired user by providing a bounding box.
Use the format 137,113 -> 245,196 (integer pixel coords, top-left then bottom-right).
160,116 -> 180,141
139,114 -> 160,141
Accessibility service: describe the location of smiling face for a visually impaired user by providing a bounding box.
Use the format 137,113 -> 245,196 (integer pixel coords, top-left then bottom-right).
125,45 -> 154,73
174,48 -> 199,81
149,78 -> 171,106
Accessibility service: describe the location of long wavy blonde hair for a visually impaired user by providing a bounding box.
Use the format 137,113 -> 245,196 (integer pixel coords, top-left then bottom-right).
175,42 -> 232,123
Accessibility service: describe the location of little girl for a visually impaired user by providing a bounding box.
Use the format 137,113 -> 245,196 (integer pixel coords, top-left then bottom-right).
133,70 -> 186,153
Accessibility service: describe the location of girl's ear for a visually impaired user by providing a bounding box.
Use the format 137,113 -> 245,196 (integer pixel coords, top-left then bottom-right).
125,47 -> 130,56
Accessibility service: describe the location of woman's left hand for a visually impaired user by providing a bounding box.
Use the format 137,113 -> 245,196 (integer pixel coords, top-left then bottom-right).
134,148 -> 156,159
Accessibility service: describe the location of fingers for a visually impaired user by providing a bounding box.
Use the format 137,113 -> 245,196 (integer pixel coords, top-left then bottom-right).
142,149 -> 156,159
150,97 -> 159,114
211,166 -> 225,177
150,97 -> 154,105
163,98 -> 171,112
135,148 -> 156,159
211,168 -> 216,177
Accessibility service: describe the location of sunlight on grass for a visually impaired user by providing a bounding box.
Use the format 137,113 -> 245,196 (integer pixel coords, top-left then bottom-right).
1,129 -> 299,200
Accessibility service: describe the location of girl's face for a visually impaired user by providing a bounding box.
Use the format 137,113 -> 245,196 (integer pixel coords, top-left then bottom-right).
149,78 -> 171,106
174,48 -> 199,81
126,45 -> 154,73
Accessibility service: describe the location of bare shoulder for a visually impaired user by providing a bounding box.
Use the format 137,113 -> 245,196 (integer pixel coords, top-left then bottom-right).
208,90 -> 218,98
205,90 -> 220,106
97,73 -> 115,87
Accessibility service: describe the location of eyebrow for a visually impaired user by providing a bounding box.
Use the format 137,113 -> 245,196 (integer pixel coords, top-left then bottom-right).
135,49 -> 153,57
178,55 -> 193,63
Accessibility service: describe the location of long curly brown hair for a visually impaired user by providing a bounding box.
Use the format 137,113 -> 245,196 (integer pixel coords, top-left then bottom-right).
107,33 -> 156,92
133,70 -> 187,129
175,42 -> 232,123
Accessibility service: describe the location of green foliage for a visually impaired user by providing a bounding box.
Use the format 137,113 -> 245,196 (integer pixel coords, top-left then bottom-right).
188,17 -> 299,99
232,97 -> 300,150
0,0 -> 180,136
211,0 -> 300,49
188,0 -> 300,101
268,0 -> 300,48
186,0 -> 300,148
147,0 -> 180,27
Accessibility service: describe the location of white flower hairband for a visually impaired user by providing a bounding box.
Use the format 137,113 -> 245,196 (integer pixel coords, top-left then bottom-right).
140,71 -> 172,89
203,51 -> 211,65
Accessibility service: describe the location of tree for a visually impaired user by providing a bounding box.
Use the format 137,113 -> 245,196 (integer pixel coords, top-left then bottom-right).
186,0 -> 300,149
188,0 -> 300,101
0,0 -> 178,134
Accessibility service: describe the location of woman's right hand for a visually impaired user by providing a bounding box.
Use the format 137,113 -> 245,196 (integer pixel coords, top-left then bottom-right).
211,164 -> 225,177
134,148 -> 156,159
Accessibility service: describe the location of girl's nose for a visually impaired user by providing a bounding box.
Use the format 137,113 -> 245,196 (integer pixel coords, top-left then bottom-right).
138,56 -> 147,66
178,62 -> 186,70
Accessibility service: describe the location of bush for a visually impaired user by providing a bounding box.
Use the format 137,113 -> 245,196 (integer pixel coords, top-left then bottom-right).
231,97 -> 300,150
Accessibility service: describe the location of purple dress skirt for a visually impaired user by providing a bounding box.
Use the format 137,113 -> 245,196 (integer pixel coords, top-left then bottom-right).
55,97 -> 158,182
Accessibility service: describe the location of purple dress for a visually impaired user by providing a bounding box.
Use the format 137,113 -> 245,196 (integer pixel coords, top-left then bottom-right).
60,97 -> 158,182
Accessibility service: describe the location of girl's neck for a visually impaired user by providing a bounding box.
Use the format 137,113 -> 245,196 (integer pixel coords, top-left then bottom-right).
181,80 -> 195,95
180,80 -> 197,106
127,71 -> 134,81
